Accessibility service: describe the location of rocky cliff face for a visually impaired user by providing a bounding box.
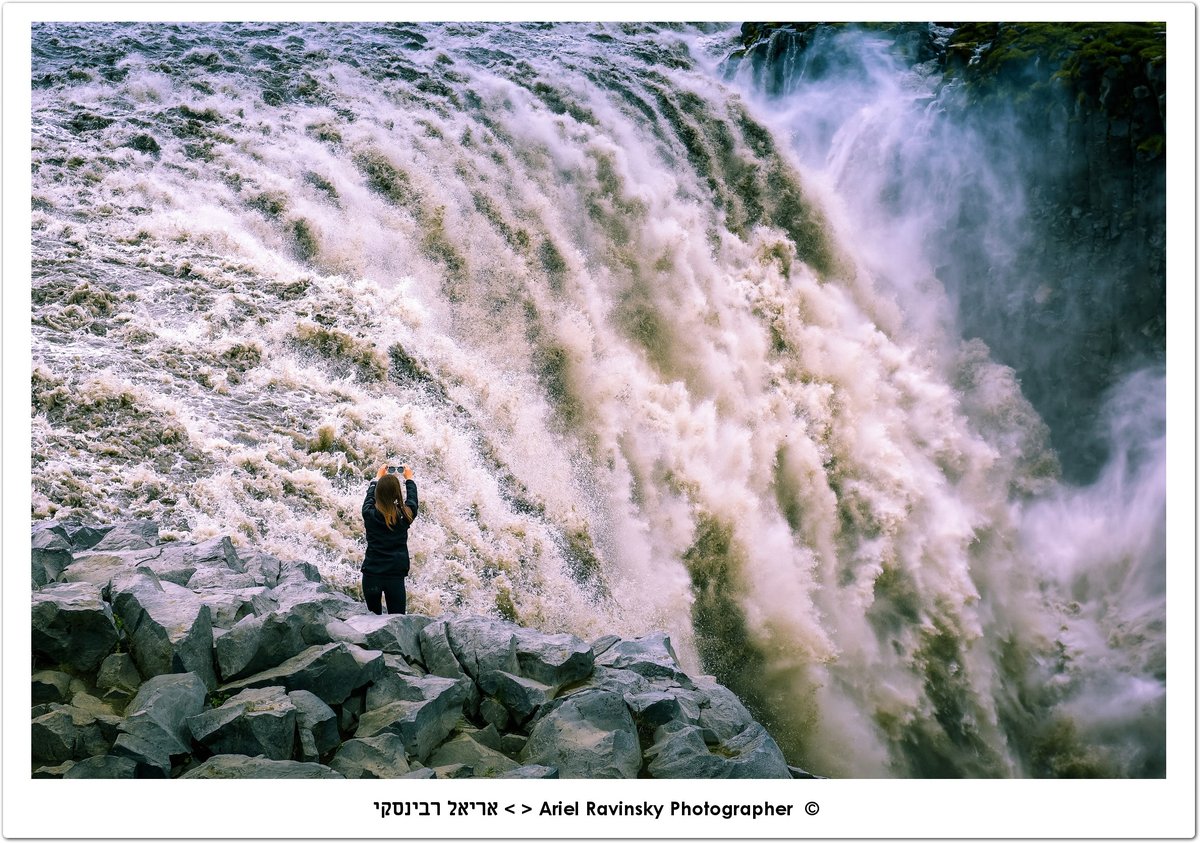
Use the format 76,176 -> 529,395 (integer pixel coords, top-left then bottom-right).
728,22 -> 1166,482
30,519 -> 811,779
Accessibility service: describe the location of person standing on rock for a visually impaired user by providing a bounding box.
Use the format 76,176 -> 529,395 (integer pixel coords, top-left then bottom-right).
361,463 -> 418,614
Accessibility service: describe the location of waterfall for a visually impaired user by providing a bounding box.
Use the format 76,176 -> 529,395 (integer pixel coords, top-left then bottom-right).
30,21 -> 1165,777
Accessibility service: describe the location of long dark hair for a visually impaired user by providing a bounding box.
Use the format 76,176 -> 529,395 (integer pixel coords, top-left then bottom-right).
375,473 -> 406,529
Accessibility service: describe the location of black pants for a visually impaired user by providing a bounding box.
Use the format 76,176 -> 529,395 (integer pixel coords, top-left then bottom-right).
362,573 -> 406,614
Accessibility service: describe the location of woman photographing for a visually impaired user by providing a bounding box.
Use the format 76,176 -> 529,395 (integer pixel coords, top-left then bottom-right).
361,463 -> 418,614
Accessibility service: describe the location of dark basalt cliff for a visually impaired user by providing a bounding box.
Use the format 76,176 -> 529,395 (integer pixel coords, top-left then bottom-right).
728,22 -> 1166,482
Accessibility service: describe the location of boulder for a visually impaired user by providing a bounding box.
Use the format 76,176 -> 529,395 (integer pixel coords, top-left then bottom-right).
427,732 -> 519,777
31,705 -> 112,763
133,535 -> 243,586
32,761 -> 75,778
402,767 -> 437,779
197,587 -> 274,630
692,675 -> 755,742
32,670 -> 74,705
336,613 -> 433,662
590,634 -> 621,657
217,642 -> 382,706
268,579 -> 361,623
215,609 -> 322,683
59,551 -> 143,588
499,764 -> 559,778
594,632 -> 689,684
60,522 -> 113,550
181,755 -> 344,778
187,686 -> 297,760
110,570 -> 217,689
186,568 -> 258,590
418,620 -> 479,714
339,691 -> 365,733
355,675 -> 467,762
239,548 -> 283,588
645,722 -> 790,779
520,689 -> 640,778
365,663 -> 451,710
499,733 -> 527,758
118,671 -> 208,769
90,520 -> 159,551
445,616 -> 520,679
478,671 -> 552,724
62,754 -> 138,778
31,581 -> 119,672
432,763 -> 474,778
32,525 -> 72,586
288,690 -> 340,762
108,731 -> 171,777
329,734 -> 412,778
96,653 -> 142,702
479,697 -> 510,731
513,627 -> 594,690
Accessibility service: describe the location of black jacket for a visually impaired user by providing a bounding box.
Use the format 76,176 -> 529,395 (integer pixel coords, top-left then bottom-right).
362,478 -> 418,576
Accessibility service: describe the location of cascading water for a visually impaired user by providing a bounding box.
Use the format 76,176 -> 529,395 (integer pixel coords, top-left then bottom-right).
30,21 -> 1165,777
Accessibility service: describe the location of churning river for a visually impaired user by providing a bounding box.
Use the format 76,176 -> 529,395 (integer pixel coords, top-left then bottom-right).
30,22 -> 1165,777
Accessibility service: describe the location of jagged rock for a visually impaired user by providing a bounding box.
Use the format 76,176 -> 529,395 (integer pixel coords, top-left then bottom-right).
432,763 -> 474,778
110,568 -> 216,688
109,729 -> 171,777
365,663 -> 454,710
279,559 -> 322,584
62,754 -> 138,778
32,761 -> 75,778
355,674 -> 468,762
60,522 -> 113,550
269,579 -> 361,622
90,520 -> 159,551
788,764 -> 824,779
513,627 -> 594,690
479,670 -> 552,723
239,548 -> 283,588
625,689 -> 697,729
479,697 -> 510,731
289,690 -> 339,762
117,671 -> 207,774
445,616 -> 520,679
419,620 -> 480,715
31,705 -> 113,763
590,634 -> 621,657
32,670 -> 74,705
339,690 -> 365,733
645,722 -> 790,779
215,606 -> 333,682
594,632 -> 689,684
188,686 -> 297,760
59,550 -> 142,588
197,587 -> 274,630
32,525 -> 72,586
181,755 -> 344,778
520,689 -> 640,778
500,733 -> 527,758
187,568 -> 258,590
131,535 -> 243,586
427,732 -> 519,777
96,653 -> 142,701
217,642 -> 383,706
32,581 -> 119,672
329,734 -> 412,778
691,675 -> 754,741
499,764 -> 558,778
336,613 -> 433,662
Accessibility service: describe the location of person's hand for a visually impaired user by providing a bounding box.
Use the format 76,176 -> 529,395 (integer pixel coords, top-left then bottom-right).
403,465 -> 414,480
376,464 -> 388,480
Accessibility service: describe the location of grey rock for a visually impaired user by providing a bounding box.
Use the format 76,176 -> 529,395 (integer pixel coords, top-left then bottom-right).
32,526 -> 72,587
62,754 -> 138,778
197,587 -> 274,630
217,642 -> 381,706
419,620 -> 468,681
479,670 -> 551,723
646,722 -> 790,779
339,690 -> 365,733
269,579 -> 361,622
594,632 -> 689,684
479,697 -> 510,731
108,731 -> 170,777
122,671 -> 208,755
132,535 -> 243,587
289,690 -> 340,762
61,522 -> 113,550
520,689 -> 640,778
692,675 -> 755,742
32,670 -> 74,705
625,690 -> 696,730
365,662 -> 450,710
278,559 -> 322,584
445,616 -> 520,679
90,520 -> 159,551
32,705 -> 112,763
788,764 -> 824,779
31,581 -> 119,672
427,732 -> 519,777
355,675 -> 467,762
96,653 -> 142,701
329,734 -> 412,778
239,548 -> 283,588
188,686 -> 297,760
590,634 -> 621,657
187,568 -> 258,590
513,627 -> 594,690
498,764 -> 559,778
110,568 -> 217,688
432,763 -> 474,778
499,733 -> 527,758
337,613 -> 434,662
181,755 -> 344,778
215,607 -> 329,683
59,550 -> 144,588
